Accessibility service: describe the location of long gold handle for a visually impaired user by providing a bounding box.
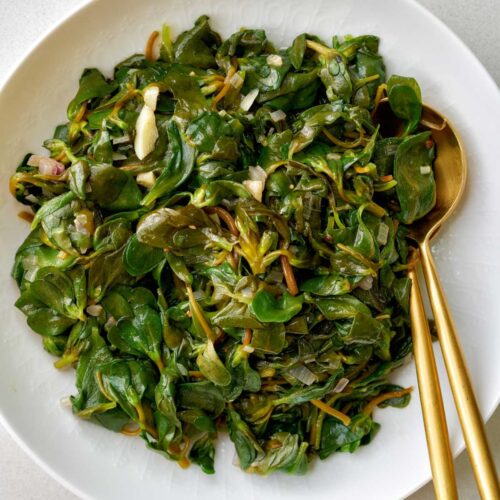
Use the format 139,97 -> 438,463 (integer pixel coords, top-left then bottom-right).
408,262 -> 457,499
420,238 -> 500,499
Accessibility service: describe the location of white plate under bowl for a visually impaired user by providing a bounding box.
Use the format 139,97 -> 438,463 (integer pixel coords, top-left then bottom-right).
0,0 -> 499,499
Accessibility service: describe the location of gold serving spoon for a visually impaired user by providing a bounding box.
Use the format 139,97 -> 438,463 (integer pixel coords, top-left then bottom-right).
375,100 -> 499,499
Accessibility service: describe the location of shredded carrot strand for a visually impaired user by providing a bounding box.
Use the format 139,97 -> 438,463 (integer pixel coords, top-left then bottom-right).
145,30 -> 160,61
354,165 -> 373,174
363,387 -> 413,416
380,174 -> 393,182
211,60 -> 238,110
188,370 -> 205,379
243,329 -> 252,346
280,254 -> 299,296
370,83 -> 388,117
323,127 -> 364,149
310,399 -> 351,426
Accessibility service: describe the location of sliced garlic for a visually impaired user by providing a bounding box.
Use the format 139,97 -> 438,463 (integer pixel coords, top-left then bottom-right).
136,171 -> 157,189
248,165 -> 268,182
240,88 -> 259,112
243,179 -> 265,202
143,85 -> 160,110
134,105 -> 158,160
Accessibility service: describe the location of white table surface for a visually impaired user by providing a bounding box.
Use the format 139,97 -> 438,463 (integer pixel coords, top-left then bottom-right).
0,1 -> 498,498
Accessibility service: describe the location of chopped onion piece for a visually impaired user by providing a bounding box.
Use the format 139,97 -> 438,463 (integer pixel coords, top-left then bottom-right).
327,152 -> 341,161
25,194 -> 39,204
359,276 -> 373,290
143,86 -> 160,110
243,179 -> 265,202
104,316 -> 117,329
60,396 -> 72,409
333,377 -> 350,393
420,165 -> 432,175
248,165 -> 267,182
136,171 -> 156,188
270,109 -> 286,122
302,125 -> 314,139
238,286 -> 254,299
289,365 -> 318,386
134,104 -> 158,160
240,88 -> 259,112
266,54 -> 283,67
377,222 -> 389,245
74,212 -> 92,236
86,304 -> 103,317
112,153 -> 127,161
112,134 -> 130,145
229,72 -> 244,88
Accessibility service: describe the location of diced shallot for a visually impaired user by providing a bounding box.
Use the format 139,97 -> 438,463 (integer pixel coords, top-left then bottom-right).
74,212 -> 93,236
86,304 -> 103,317
85,304 -> 103,317
266,54 -> 283,67
104,316 -> 117,329
248,165 -> 267,182
112,134 -> 130,145
29,155 -> 65,176
270,109 -> 286,122
59,396 -> 72,409
333,377 -> 350,393
229,72 -> 244,88
377,222 -> 389,245
288,365 -> 318,386
359,276 -> 373,290
301,125 -> 314,139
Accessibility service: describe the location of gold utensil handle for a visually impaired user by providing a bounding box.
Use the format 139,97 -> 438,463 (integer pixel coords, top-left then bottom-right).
408,263 -> 457,500
420,239 -> 500,499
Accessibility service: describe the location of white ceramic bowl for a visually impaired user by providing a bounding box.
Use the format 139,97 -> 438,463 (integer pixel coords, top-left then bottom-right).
0,1 -> 499,499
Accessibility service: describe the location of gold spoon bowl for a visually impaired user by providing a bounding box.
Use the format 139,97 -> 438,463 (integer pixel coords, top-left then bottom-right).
375,99 -> 499,500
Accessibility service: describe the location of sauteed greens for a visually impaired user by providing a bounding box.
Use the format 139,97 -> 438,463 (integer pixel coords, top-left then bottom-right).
10,16 -> 435,475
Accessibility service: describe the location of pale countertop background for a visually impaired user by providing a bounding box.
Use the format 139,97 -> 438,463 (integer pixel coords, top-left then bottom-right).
0,1 -> 498,499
